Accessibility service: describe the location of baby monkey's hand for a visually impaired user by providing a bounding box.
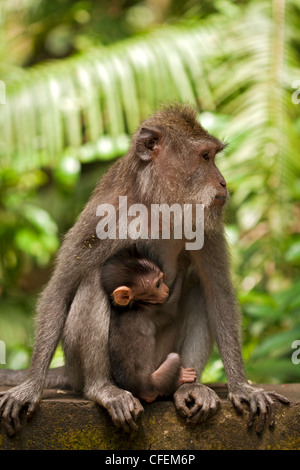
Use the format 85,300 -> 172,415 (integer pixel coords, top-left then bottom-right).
178,367 -> 197,386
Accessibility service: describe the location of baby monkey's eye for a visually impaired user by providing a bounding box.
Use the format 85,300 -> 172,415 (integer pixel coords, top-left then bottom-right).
156,280 -> 161,288
202,152 -> 210,161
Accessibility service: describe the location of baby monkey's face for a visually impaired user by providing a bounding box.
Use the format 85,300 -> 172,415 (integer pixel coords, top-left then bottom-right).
136,270 -> 169,304
112,264 -> 169,307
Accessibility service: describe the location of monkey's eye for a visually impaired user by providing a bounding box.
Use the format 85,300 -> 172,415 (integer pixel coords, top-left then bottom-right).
145,139 -> 157,150
201,152 -> 210,161
156,280 -> 161,288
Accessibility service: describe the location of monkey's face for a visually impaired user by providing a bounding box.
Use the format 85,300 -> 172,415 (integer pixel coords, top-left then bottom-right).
134,106 -> 229,225
136,271 -> 169,304
168,138 -> 228,213
112,271 -> 169,306
184,140 -> 229,210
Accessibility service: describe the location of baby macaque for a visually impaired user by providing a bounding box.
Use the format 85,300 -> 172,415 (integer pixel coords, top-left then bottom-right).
101,246 -> 196,403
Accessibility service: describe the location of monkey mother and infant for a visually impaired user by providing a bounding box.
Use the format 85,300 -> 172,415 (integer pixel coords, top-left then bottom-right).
0,103 -> 288,436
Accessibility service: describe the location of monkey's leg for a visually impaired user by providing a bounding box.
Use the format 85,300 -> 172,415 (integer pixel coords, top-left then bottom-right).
149,356 -> 197,396
176,285 -> 213,376
139,352 -> 181,403
63,276 -> 144,432
173,285 -> 221,424
152,353 -> 181,383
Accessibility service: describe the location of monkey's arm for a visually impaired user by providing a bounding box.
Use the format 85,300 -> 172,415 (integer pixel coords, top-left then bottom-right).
191,231 -> 289,432
0,273 -> 73,436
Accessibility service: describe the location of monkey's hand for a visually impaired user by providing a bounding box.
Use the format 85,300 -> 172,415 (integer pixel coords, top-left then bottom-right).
228,383 -> 290,433
173,383 -> 220,424
92,385 -> 144,433
0,381 -> 42,436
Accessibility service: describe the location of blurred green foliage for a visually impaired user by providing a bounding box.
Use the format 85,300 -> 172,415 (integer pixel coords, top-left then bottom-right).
0,0 -> 299,384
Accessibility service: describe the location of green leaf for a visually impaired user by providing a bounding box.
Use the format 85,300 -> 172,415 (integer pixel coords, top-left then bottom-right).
251,327 -> 300,360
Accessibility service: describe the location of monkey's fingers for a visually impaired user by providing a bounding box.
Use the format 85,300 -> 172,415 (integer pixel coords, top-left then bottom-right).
181,377 -> 197,384
181,368 -> 196,374
267,391 -> 290,405
180,371 -> 197,383
265,391 -> 289,429
0,395 -> 21,436
188,387 -> 220,424
173,385 -> 193,418
249,391 -> 289,432
174,383 -> 220,423
246,391 -> 283,433
247,393 -> 268,433
228,393 -> 244,414
261,393 -> 278,429
110,393 -> 143,433
26,399 -> 39,421
122,399 -> 143,432
111,407 -> 131,432
187,394 -> 207,424
110,405 -> 135,432
132,395 -> 144,423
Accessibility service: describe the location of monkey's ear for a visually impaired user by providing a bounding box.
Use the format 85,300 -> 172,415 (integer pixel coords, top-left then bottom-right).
113,286 -> 133,306
136,127 -> 162,162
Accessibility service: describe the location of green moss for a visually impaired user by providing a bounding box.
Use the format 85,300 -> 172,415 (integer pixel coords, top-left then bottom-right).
268,436 -> 300,450
46,424 -> 150,450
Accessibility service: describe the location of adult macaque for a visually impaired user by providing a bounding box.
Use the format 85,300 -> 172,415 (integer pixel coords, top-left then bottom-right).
101,246 -> 196,403
0,103 -> 289,435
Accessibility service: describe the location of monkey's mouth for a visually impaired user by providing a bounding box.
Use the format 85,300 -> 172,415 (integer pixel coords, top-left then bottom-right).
214,194 -> 227,205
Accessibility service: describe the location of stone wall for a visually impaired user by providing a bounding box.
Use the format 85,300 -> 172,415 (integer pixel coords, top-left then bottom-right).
0,383 -> 299,450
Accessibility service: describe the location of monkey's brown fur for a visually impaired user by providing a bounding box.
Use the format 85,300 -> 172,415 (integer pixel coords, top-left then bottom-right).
101,246 -> 196,403
0,103 -> 289,435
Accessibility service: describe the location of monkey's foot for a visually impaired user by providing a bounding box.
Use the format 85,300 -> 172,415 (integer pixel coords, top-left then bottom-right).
139,393 -> 158,403
173,383 -> 220,424
0,382 -> 42,436
228,383 -> 290,433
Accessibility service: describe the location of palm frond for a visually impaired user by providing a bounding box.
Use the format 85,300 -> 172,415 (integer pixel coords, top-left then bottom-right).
0,1 -> 298,212
0,24 -> 220,170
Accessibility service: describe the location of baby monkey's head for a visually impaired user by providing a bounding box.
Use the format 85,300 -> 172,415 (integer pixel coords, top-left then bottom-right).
101,247 -> 169,307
